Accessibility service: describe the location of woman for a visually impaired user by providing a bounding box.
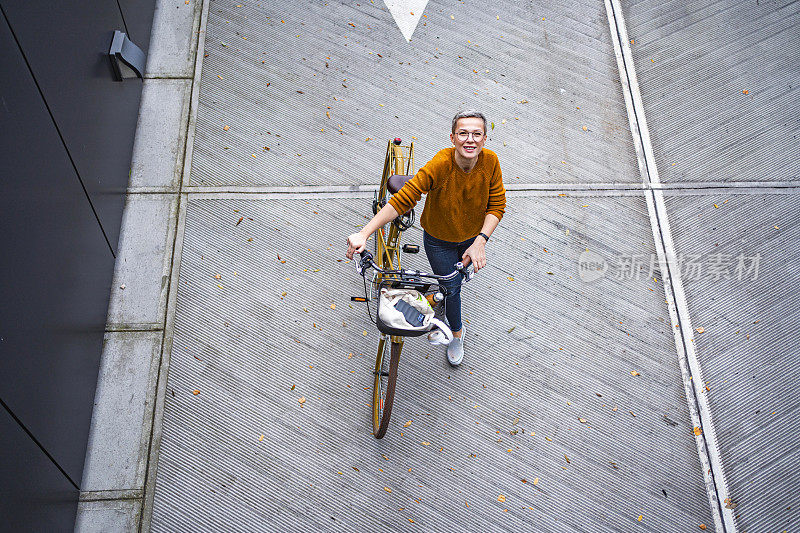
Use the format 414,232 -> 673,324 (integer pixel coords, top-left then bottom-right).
346,110 -> 506,366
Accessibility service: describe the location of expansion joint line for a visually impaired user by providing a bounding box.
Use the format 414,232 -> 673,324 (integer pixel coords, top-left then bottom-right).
603,1 -> 735,531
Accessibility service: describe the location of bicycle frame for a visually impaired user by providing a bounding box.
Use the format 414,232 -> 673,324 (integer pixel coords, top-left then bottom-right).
370,140 -> 415,438
374,140 -> 415,321
375,140 -> 414,269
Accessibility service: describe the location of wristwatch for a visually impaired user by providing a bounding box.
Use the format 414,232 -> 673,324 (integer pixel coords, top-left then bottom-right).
478,232 -> 490,243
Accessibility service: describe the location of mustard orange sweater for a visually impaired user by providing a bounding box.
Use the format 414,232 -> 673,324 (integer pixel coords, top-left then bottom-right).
388,148 -> 506,242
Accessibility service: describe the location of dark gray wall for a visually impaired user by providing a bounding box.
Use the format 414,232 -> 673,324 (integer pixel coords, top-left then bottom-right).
0,0 -> 155,528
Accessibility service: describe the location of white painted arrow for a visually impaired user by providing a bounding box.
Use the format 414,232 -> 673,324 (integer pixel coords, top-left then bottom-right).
384,0 -> 429,42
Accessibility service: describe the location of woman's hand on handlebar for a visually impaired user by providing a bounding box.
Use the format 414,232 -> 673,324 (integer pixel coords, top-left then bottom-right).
461,238 -> 487,272
346,231 -> 367,259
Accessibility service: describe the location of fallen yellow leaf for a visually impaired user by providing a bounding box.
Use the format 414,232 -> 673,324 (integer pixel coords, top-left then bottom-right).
421,441 -> 430,446
330,303 -> 336,310
298,396 -> 306,404
638,515 -> 643,522
533,477 -> 539,485
696,327 -> 705,333
497,495 -> 506,502
403,420 -> 412,427
693,426 -> 703,436
192,389 -> 200,395
384,486 -> 392,493
223,125 -> 230,131
630,370 -> 640,376
259,434 -> 264,441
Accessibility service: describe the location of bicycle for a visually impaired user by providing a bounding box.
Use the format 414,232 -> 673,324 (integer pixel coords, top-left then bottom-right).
353,139 -> 474,439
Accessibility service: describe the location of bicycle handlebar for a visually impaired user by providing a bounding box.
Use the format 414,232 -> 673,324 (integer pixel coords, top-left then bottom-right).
356,250 -> 474,283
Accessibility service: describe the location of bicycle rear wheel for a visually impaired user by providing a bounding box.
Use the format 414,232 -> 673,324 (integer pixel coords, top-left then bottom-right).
372,335 -> 401,439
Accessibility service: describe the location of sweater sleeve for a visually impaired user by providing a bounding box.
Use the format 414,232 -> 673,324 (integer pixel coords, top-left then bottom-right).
387,158 -> 437,215
486,159 -> 506,221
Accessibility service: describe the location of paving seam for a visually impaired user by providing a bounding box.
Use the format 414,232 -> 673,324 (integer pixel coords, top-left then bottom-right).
105,325 -> 164,333
138,0 -> 211,528
177,183 -> 800,198
178,181 -> 800,194
605,0 -> 732,531
143,76 -> 193,80
80,489 -> 144,502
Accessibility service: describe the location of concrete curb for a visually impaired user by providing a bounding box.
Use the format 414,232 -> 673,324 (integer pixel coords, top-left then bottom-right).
139,0 -> 211,527
75,0 -> 204,531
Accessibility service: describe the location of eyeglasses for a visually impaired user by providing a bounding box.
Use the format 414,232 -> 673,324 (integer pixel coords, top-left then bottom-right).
456,130 -> 484,142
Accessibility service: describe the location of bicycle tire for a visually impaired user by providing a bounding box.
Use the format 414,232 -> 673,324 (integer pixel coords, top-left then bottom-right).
372,336 -> 401,439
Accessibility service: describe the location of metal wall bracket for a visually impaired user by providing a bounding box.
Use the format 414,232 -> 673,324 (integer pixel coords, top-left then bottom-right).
108,30 -> 145,81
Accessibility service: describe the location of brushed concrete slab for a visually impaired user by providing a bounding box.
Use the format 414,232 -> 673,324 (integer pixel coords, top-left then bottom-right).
148,195 -> 712,531
620,0 -> 800,184
145,0 -> 203,78
81,331 -> 162,493
664,191 -> 800,531
107,194 -> 179,329
75,498 -> 142,533
190,0 -> 639,187
129,79 -> 192,190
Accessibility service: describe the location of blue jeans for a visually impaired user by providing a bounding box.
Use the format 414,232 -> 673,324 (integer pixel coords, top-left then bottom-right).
423,231 -> 476,333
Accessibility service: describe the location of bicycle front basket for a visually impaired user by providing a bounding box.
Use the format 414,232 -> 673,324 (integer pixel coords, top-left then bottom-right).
376,284 -> 434,337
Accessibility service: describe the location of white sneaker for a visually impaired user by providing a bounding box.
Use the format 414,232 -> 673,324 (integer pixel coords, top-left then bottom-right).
428,329 -> 449,345
447,327 -> 465,366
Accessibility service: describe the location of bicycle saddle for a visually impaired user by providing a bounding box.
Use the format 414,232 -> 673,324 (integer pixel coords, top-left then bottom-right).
388,174 -> 412,194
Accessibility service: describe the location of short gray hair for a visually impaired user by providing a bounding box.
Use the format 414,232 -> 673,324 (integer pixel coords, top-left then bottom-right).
451,110 -> 487,134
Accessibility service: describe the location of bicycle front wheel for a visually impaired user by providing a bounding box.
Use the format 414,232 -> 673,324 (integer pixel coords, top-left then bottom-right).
372,335 -> 401,439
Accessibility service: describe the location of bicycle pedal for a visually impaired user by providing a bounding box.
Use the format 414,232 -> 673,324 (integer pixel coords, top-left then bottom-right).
351,296 -> 369,302
402,243 -> 420,254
